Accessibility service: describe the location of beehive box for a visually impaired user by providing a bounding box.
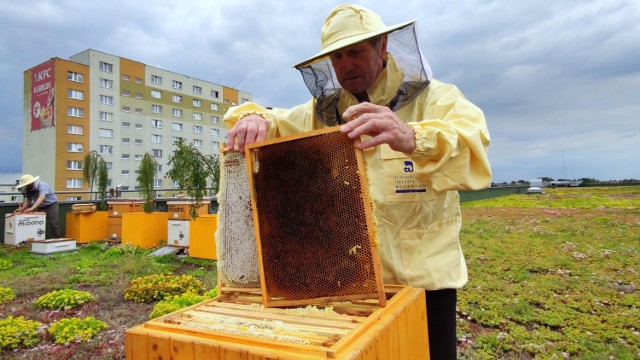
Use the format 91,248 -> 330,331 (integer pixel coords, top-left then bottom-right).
107,216 -> 122,240
4,213 -> 46,245
245,127 -> 385,307
107,200 -> 143,217
65,211 -> 108,243
121,212 -> 169,248
167,199 -> 210,220
189,214 -> 217,260
125,285 -> 428,359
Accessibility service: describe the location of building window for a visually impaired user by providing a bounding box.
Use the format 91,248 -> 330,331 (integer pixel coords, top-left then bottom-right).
172,123 -> 183,131
172,180 -> 179,188
192,99 -> 201,108
122,154 -> 130,160
122,106 -> 130,112
151,90 -> 162,99
134,170 -> 140,176
172,136 -> 183,144
66,125 -> 83,135
172,108 -> 183,118
66,178 -> 83,188
211,103 -> 219,111
122,138 -> 130,144
151,75 -> 162,85
152,149 -> 162,158
193,112 -> 202,121
193,85 -> 202,95
194,125 -> 202,134
106,162 -> 113,171
151,134 -> 162,143
153,179 -> 162,188
172,94 -> 182,103
212,115 -> 220,124
99,145 -> 113,155
122,74 -> 130,81
67,89 -> 84,100
67,142 -> 83,152
122,170 -> 130,176
99,61 -> 113,73
67,71 -> 84,83
122,90 -> 130,97
172,80 -> 182,90
135,77 -> 143,84
134,154 -> 143,161
212,128 -> 220,136
242,98 -> 250,103
99,128 -> 114,138
151,104 -> 162,114
154,164 -> 162,172
135,108 -> 143,114
212,141 -> 220,149
135,124 -> 143,130
151,119 -> 162,128
211,90 -> 219,98
135,93 -> 143,99
122,122 -> 130,128
67,160 -> 82,170
135,139 -> 143,144
67,107 -> 84,118
99,111 -> 113,121
99,78 -> 113,89
100,95 -> 114,105
193,139 -> 202,147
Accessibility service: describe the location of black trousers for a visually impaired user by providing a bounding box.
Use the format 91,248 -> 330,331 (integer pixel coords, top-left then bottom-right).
39,202 -> 62,239
425,289 -> 457,360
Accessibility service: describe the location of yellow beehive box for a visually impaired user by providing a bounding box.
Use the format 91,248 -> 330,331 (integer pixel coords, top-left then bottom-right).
125,285 -> 428,359
189,214 -> 217,260
121,212 -> 169,248
65,211 -> 108,243
107,216 -> 123,240
167,199 -> 211,220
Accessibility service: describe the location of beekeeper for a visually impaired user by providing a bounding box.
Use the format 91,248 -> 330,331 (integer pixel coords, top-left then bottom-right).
225,4 -> 491,358
14,174 -> 62,239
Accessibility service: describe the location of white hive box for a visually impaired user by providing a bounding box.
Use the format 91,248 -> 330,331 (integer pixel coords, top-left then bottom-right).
30,238 -> 77,255
167,220 -> 190,247
4,213 -> 46,245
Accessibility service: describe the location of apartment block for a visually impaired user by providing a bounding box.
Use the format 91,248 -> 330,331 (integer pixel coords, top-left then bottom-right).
23,49 -> 252,200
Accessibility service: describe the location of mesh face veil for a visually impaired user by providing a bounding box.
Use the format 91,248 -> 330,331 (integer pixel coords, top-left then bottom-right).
296,23 -> 432,126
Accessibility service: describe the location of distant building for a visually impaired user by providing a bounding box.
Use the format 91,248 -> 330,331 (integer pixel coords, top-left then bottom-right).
23,49 -> 252,200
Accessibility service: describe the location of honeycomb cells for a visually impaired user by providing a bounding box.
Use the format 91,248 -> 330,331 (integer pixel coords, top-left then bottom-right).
248,129 -> 381,302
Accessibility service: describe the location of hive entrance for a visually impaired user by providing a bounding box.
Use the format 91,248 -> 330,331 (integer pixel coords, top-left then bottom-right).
246,127 -> 385,307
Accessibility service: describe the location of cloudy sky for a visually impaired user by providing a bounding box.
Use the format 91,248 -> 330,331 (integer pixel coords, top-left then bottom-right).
1,0 -> 638,183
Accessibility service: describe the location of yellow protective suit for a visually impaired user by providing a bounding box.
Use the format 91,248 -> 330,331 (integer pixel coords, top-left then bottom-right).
224,55 -> 491,290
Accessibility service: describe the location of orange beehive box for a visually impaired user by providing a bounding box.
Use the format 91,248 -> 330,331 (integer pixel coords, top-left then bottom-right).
107,200 -> 144,217
167,199 -> 211,220
121,212 -> 169,248
107,216 -> 122,240
189,214 -> 217,260
65,211 -> 108,243
125,285 -> 428,360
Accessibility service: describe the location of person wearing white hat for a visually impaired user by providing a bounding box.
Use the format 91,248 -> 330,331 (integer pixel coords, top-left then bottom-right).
225,4 -> 491,358
15,174 -> 61,239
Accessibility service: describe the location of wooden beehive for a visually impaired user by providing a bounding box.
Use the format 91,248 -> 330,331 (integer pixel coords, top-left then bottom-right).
167,199 -> 211,220
215,146 -> 261,292
125,285 -> 429,359
107,199 -> 143,217
245,127 -> 385,308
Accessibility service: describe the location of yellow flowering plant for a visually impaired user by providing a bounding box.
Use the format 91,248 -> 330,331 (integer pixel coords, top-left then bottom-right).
48,316 -> 108,345
35,289 -> 96,310
0,316 -> 42,349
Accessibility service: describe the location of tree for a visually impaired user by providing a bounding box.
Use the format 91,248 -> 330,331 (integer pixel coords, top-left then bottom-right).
137,153 -> 158,213
166,139 -> 220,219
83,151 -> 108,202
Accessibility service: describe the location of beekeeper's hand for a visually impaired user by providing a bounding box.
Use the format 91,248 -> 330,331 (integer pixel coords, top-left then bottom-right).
227,114 -> 269,152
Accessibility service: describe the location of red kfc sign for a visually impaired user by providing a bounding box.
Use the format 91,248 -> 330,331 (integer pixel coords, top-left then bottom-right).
31,60 -> 55,131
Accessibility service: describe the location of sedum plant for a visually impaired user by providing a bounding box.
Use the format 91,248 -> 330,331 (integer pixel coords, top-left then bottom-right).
49,316 -> 108,344
149,287 -> 218,319
0,287 -> 15,304
0,259 -> 12,271
35,289 -> 96,310
124,274 -> 205,303
0,316 -> 42,349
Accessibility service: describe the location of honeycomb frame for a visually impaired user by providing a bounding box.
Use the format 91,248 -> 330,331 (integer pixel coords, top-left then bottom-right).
245,126 -> 386,308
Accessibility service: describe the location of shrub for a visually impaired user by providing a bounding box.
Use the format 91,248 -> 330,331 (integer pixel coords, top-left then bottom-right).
0,316 -> 42,349
149,292 -> 205,319
124,274 -> 205,303
35,289 -> 96,310
0,287 -> 15,304
0,259 -> 12,271
49,316 -> 108,344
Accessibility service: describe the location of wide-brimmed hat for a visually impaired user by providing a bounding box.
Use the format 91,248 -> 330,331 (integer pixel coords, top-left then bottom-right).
16,174 -> 39,189
294,4 -> 415,68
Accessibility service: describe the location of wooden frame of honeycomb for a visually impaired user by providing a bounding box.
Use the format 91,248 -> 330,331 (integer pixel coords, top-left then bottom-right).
245,126 -> 386,308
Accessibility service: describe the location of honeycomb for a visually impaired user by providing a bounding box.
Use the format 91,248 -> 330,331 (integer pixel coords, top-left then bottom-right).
215,148 -> 261,290
246,127 -> 385,307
